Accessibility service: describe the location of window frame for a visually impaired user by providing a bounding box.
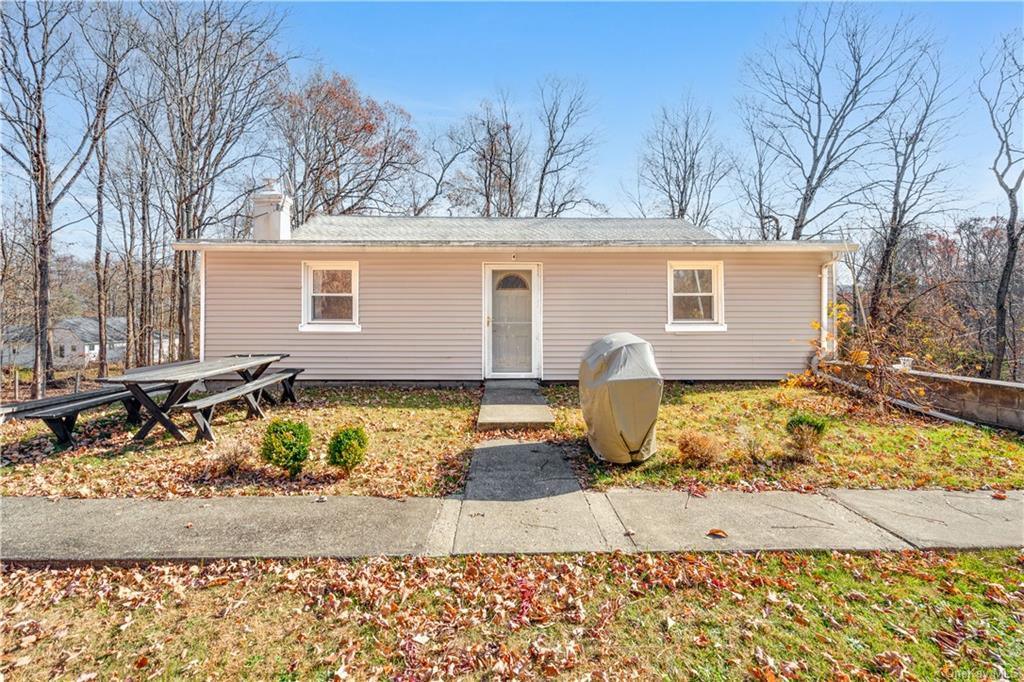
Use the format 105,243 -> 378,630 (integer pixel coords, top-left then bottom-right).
665,260 -> 727,332
299,260 -> 361,332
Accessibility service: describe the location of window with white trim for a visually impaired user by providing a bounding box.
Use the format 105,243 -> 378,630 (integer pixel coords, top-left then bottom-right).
300,261 -> 360,332
666,261 -> 726,332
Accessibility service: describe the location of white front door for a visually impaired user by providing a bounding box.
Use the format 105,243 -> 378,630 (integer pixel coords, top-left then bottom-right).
485,264 -> 540,378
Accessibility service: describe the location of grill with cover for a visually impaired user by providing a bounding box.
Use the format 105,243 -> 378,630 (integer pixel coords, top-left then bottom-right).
579,333 -> 664,464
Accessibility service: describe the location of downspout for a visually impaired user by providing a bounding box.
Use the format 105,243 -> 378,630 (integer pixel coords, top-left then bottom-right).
819,258 -> 837,357
198,249 -> 206,362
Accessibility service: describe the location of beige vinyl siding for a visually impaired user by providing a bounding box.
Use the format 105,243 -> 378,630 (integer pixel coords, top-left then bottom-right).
203,249 -> 829,381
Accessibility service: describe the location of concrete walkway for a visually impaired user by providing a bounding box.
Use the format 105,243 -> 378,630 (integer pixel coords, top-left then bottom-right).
2,440 -> 1021,563
475,380 -> 555,431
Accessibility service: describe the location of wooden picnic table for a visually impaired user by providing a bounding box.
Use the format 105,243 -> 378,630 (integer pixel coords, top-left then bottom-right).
98,354 -> 289,442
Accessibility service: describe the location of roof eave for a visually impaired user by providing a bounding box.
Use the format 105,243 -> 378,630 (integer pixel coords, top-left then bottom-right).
174,239 -> 858,253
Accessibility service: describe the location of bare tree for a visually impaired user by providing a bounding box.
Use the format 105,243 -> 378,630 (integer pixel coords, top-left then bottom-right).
865,52 -> 955,324
78,3 -> 137,376
449,82 -> 599,218
452,94 -> 530,217
532,77 -> 600,217
134,1 -> 288,359
735,113 -> 783,238
636,96 -> 731,228
110,72 -> 164,367
407,126 -> 471,216
1,1 -> 127,395
978,30 -> 1024,379
0,201 -> 34,337
274,70 -> 419,224
493,95 -> 530,218
743,4 -> 929,239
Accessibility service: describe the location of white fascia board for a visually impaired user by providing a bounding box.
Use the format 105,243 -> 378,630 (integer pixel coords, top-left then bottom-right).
174,240 -> 858,254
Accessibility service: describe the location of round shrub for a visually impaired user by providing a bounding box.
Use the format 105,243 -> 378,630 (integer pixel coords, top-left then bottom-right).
260,419 -> 312,478
327,425 -> 369,471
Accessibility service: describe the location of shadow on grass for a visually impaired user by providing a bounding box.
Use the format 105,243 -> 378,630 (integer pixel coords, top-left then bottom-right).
179,461 -> 353,493
0,409 -> 196,467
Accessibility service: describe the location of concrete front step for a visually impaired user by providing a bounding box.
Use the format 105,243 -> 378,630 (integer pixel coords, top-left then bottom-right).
476,380 -> 555,431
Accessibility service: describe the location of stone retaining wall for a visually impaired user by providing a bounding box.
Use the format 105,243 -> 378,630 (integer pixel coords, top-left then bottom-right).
824,362 -> 1024,433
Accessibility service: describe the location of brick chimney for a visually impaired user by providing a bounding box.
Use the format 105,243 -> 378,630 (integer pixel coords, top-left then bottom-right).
251,178 -> 292,240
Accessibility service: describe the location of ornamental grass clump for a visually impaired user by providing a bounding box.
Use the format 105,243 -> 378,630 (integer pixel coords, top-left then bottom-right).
327,425 -> 369,472
784,412 -> 830,463
208,439 -> 250,478
261,419 -> 312,478
676,428 -> 723,469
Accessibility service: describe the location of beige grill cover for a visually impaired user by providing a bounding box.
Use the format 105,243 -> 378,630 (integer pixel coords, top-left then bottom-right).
579,333 -> 664,464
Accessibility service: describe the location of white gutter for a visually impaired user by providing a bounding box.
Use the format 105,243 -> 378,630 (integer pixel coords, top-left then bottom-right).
174,240 -> 858,254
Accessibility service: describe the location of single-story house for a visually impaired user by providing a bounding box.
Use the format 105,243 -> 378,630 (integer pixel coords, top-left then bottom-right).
1,317 -> 170,369
174,185 -> 855,382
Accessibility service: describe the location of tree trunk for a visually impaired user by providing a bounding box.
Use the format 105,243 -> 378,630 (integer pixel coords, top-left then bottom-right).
94,135 -> 109,377
33,199 -> 53,397
989,197 -> 1020,379
31,230 -> 43,399
138,161 -> 151,366
868,219 -> 903,325
123,266 -> 135,370
790,191 -> 813,240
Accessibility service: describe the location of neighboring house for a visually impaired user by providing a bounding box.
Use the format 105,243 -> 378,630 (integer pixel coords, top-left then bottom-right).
174,184 -> 856,382
1,317 -> 169,369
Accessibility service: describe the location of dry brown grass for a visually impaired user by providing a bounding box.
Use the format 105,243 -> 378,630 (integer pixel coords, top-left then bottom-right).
676,427 -> 724,469
544,382 -> 1024,491
0,385 -> 481,499
784,424 -> 823,464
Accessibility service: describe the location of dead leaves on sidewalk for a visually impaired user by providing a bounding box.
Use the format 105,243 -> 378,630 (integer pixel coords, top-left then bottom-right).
2,550 -> 1021,679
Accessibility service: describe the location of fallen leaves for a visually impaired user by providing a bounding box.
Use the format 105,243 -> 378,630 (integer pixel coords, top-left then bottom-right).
870,650 -> 916,679
544,383 -> 1024,493
0,386 -> 481,500
0,550 -> 1021,679
706,528 -> 729,539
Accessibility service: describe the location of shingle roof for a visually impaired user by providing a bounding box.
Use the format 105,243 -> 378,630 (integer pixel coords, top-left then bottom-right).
292,215 -> 717,245
54,317 -> 129,344
2,317 -> 129,345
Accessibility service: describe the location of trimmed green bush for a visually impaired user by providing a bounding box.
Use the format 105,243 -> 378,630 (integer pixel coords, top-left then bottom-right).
785,412 -> 830,436
784,412 -> 830,463
327,425 -> 369,471
260,419 -> 312,478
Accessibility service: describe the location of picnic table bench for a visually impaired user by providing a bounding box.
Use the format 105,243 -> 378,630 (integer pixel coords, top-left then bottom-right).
98,354 -> 300,443
1,378 -> 176,446
171,367 -> 303,441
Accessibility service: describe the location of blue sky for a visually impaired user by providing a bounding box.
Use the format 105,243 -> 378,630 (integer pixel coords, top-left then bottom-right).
276,1 -> 1020,219
23,1 -> 1019,255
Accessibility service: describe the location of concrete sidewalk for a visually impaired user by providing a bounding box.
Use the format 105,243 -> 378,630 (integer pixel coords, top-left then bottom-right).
2,441 -> 1021,563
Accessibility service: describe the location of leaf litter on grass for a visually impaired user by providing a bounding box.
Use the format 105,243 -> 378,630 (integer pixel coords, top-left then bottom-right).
1,550 -> 1021,680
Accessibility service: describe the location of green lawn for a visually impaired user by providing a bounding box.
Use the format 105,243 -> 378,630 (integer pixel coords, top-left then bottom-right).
0,386 -> 480,499
545,382 -> 1024,491
2,550 -> 1020,679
